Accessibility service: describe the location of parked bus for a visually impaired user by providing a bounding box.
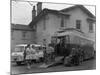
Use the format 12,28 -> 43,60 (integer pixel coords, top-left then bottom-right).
51,31 -> 95,66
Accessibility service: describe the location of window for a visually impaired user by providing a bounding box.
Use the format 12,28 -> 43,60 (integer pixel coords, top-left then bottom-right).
61,16 -> 64,27
33,25 -> 37,30
76,20 -> 81,30
11,30 -> 14,40
66,35 -> 70,44
22,31 -> 27,40
89,22 -> 93,32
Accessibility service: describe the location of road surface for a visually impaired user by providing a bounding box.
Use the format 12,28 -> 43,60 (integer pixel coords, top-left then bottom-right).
11,59 -> 96,75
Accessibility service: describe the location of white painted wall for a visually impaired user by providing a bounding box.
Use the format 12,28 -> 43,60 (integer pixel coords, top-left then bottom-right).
62,7 -> 95,40
36,8 -> 95,45
36,13 -> 62,44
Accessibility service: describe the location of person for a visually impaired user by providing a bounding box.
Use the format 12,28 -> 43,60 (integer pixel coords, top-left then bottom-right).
49,43 -> 56,60
24,46 -> 27,61
71,47 -> 81,65
43,39 -> 47,47
25,44 -> 32,69
55,41 -> 60,56
45,44 -> 55,64
31,45 -> 36,53
77,47 -> 84,64
24,44 -> 30,61
57,38 -> 65,56
43,47 -> 47,64
42,39 -> 48,63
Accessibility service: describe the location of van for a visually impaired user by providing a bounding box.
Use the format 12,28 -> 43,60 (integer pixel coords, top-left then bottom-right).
11,44 -> 27,65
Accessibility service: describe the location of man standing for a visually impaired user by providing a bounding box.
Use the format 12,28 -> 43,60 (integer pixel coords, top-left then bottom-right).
42,39 -> 48,64
45,44 -> 55,64
25,44 -> 32,69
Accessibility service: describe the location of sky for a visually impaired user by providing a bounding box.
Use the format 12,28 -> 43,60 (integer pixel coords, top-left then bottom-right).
11,1 -> 95,25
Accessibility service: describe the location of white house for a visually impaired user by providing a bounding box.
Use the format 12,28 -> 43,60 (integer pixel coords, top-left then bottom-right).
29,2 -> 95,45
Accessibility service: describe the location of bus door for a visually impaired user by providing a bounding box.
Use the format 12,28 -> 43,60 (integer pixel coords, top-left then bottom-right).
65,35 -> 71,56
55,36 -> 66,56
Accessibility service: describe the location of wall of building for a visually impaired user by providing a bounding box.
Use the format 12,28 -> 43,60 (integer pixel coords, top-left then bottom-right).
36,13 -> 63,44
36,8 -> 95,45
63,8 -> 89,32
11,30 -> 36,52
62,7 -> 95,41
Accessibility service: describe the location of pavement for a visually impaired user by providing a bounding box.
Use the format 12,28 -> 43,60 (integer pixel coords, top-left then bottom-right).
11,58 -> 96,75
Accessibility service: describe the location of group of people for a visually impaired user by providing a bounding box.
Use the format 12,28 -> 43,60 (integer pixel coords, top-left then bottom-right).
24,44 -> 37,69
43,38 -> 67,65
23,38 -> 83,69
23,41 -> 55,69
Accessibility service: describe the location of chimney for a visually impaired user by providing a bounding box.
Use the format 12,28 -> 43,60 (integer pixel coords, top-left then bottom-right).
32,6 -> 36,20
37,2 -> 42,15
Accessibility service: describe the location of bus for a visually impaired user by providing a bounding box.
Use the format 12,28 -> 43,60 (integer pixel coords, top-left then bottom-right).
51,31 -> 95,66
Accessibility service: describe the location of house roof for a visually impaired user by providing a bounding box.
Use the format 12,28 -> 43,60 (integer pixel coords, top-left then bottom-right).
11,24 -> 34,31
60,5 -> 95,18
29,5 -> 95,27
29,8 -> 70,27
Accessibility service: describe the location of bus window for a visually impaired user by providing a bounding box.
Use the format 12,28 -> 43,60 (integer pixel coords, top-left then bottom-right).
66,35 -> 70,44
51,36 -> 57,44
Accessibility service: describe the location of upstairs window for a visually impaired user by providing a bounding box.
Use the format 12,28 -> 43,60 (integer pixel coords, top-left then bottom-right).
61,16 -> 64,27
89,22 -> 93,33
76,20 -> 81,30
22,31 -> 27,40
11,30 -> 14,40
33,25 -> 37,30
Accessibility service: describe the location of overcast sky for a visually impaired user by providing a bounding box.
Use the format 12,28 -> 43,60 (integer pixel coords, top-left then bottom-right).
11,1 -> 95,25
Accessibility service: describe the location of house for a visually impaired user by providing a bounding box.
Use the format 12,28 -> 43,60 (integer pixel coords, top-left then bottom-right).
11,24 -> 36,52
29,2 -> 96,45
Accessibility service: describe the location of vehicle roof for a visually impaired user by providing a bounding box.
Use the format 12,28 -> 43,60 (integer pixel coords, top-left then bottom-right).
55,31 -> 94,42
30,44 -> 45,47
15,44 -> 45,47
16,44 -> 28,47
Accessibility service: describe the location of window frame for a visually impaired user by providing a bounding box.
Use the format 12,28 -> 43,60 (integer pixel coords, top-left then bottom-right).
89,22 -> 94,33
61,16 -> 64,27
76,20 -> 81,30
22,31 -> 27,40
11,30 -> 14,40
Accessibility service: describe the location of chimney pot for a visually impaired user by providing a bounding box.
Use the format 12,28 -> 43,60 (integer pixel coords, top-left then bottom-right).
37,2 -> 42,15
32,6 -> 36,20
33,6 -> 35,10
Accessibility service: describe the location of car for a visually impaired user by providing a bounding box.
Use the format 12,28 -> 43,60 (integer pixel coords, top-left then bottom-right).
11,44 -> 27,65
11,44 -> 45,65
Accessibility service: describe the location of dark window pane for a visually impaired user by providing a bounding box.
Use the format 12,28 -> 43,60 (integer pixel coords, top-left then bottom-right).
76,20 -> 81,29
22,31 -> 27,40
11,30 -> 14,40
61,17 -> 64,27
89,22 -> 93,32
